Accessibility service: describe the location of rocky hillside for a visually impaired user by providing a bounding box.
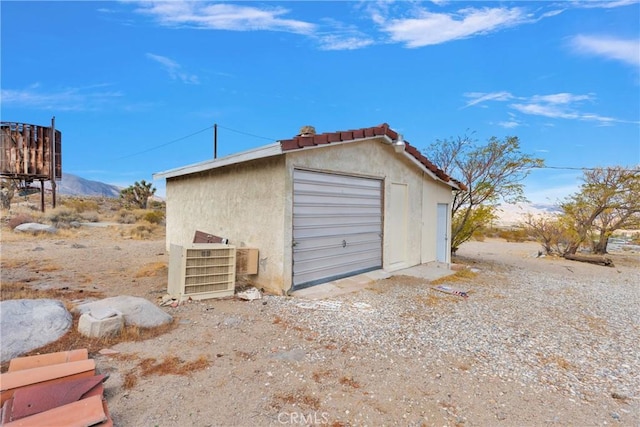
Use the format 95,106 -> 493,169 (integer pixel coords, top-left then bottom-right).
46,173 -> 121,197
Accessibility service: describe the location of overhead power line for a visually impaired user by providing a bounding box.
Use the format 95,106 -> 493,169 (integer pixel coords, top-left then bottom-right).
531,165 -> 640,172
112,123 -> 276,161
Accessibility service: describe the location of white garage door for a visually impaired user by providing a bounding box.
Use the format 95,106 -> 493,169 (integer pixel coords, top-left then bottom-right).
292,169 -> 382,289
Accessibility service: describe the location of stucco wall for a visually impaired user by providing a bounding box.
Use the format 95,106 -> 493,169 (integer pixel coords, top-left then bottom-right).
283,139 -> 449,274
164,138 -> 454,294
165,156 -> 288,293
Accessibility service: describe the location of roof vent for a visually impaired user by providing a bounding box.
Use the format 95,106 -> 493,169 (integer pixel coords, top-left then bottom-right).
298,125 -> 316,137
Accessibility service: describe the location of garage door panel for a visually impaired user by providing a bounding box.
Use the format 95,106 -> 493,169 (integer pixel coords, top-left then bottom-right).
293,169 -> 382,289
294,239 -> 381,262
293,214 -> 381,228
293,258 -> 382,286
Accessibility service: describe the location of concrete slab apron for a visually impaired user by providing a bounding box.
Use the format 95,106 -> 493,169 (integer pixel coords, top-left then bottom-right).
290,263 -> 453,300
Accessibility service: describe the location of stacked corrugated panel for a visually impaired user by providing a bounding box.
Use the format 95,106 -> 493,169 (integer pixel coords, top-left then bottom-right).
0,349 -> 112,426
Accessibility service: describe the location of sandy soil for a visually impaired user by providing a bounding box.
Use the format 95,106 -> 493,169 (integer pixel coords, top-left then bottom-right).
1,225 -> 638,426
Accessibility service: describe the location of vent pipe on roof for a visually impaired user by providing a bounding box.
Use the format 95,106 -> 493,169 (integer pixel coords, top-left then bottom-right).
393,133 -> 405,153
298,125 -> 316,137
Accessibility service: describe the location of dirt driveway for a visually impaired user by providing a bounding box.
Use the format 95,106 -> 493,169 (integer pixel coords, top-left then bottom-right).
1,227 -> 638,426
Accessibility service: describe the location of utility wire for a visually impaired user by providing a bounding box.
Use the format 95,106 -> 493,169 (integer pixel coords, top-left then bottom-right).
112,125 -> 214,161
111,123 -> 276,161
530,165 -> 640,172
216,124 -> 275,141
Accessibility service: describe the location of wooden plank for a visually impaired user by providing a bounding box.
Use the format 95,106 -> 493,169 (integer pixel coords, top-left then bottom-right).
8,349 -> 88,372
4,394 -> 106,427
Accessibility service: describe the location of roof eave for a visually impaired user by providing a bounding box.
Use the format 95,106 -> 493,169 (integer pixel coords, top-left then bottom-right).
153,142 -> 282,180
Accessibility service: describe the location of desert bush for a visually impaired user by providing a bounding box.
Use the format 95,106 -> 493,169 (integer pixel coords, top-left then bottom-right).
46,207 -> 83,228
471,228 -> 486,241
61,198 -> 99,213
143,210 -> 165,225
7,213 -> 36,229
122,222 -> 159,240
497,228 -> 528,242
80,211 -> 100,222
117,209 -> 139,224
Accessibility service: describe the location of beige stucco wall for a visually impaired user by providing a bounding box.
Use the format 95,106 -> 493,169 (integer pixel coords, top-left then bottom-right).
164,138 -> 454,294
165,156 -> 288,293
283,138 -> 452,276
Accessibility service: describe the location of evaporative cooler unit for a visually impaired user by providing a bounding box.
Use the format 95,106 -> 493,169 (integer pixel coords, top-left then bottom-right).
168,243 -> 236,300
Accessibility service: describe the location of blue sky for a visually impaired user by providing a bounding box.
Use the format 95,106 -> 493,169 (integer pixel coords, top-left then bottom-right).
2,1 -> 639,203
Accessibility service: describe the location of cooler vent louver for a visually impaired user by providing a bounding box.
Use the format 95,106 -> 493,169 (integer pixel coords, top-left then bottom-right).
168,243 -> 236,300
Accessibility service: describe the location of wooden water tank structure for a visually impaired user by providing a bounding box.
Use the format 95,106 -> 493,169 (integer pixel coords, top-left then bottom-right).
0,121 -> 61,180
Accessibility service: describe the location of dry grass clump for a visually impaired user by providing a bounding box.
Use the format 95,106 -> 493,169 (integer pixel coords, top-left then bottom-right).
0,280 -> 103,304
121,354 -> 210,390
270,389 -> 321,411
61,198 -> 100,213
121,222 -> 161,240
338,376 -> 361,388
46,206 -> 83,228
134,262 -> 167,278
430,268 -> 477,285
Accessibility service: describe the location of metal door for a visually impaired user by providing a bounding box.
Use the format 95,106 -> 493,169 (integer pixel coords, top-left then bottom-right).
436,203 -> 449,263
292,169 -> 382,289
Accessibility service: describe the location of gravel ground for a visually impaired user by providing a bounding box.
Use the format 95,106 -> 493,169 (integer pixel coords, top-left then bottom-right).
2,227 -> 638,426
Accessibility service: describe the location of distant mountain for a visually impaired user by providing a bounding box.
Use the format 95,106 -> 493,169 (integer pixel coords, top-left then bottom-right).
495,202 -> 560,227
46,173 -> 122,197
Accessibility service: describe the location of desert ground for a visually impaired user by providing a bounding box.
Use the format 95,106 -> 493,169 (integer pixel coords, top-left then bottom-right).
1,215 -> 639,426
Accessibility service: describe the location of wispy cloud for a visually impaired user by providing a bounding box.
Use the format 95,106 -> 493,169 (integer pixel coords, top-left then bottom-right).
571,0 -> 639,9
466,91 -> 636,125
379,6 -> 528,47
1,84 -> 123,111
570,35 -> 640,67
134,1 -> 314,34
463,91 -> 515,108
146,53 -> 199,84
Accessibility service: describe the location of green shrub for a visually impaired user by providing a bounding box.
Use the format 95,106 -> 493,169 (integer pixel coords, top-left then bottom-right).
143,210 -> 165,225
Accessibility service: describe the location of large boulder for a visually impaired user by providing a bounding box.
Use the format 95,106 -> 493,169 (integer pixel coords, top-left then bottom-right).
0,299 -> 72,363
14,222 -> 58,234
73,296 -> 172,328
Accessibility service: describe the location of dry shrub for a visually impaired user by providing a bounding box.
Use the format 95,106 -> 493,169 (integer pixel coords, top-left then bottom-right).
62,198 -> 99,213
312,369 -> 335,383
339,376 -> 360,388
134,262 -> 167,278
122,222 -> 159,240
80,211 -> 100,222
430,268 -> 477,285
117,209 -> 138,224
123,371 -> 138,390
536,352 -> 573,370
138,355 -> 210,377
271,390 -> 321,411
142,210 -> 164,225
7,213 -> 35,229
46,207 -> 83,228
0,281 -> 103,303
497,228 -> 529,242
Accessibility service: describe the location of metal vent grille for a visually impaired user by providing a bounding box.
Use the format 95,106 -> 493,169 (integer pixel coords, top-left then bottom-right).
168,244 -> 236,300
